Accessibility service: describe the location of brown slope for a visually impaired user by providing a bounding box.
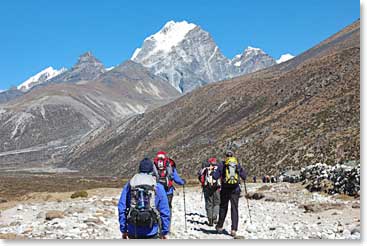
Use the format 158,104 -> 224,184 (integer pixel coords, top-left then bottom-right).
0,61 -> 179,169
66,20 -> 360,177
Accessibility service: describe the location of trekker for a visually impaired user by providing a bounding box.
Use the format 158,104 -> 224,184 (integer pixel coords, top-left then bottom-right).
153,151 -> 186,209
198,157 -> 221,226
212,150 -> 247,237
118,158 -> 170,239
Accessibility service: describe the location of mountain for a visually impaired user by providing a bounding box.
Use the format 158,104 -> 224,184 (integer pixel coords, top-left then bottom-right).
17,66 -> 67,92
231,46 -> 276,74
0,87 -> 24,104
47,52 -> 106,84
65,20 -> 360,177
132,20 -> 277,93
276,53 -> 295,64
0,57 -> 179,170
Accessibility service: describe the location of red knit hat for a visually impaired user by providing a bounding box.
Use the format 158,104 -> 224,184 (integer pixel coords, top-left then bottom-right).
208,157 -> 217,164
156,151 -> 167,159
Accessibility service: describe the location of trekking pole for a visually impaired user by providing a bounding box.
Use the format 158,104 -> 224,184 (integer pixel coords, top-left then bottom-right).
201,187 -> 204,202
183,184 -> 188,232
243,181 -> 253,224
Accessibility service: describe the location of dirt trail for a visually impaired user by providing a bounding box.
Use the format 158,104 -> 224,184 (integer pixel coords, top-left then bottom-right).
0,183 -> 360,239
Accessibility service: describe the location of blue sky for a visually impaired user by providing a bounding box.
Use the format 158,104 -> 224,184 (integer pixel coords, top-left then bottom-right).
0,0 -> 359,90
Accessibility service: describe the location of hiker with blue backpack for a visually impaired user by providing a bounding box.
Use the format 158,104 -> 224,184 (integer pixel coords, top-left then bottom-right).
212,150 -> 247,237
118,158 -> 170,239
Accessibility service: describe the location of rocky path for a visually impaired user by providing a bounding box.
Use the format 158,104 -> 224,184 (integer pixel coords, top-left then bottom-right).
0,183 -> 360,240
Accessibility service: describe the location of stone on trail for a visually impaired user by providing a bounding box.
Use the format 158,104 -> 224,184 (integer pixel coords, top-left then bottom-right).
245,192 -> 265,200
45,210 -> 64,220
245,224 -> 257,233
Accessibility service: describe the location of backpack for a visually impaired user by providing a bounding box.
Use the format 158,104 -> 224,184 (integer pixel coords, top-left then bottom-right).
127,173 -> 160,228
153,158 -> 173,191
224,157 -> 239,185
200,166 -> 220,188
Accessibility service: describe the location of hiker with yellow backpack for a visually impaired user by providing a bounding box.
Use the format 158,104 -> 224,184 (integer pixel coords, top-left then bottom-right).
212,150 -> 247,237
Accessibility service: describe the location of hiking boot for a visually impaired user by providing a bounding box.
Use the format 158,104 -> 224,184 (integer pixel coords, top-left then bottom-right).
213,215 -> 218,224
230,230 -> 237,237
215,225 -> 224,233
208,218 -> 214,226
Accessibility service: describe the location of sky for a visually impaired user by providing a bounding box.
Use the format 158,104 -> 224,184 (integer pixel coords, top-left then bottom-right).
0,0 -> 360,90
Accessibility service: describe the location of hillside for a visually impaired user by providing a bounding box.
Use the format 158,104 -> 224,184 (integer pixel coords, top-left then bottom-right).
0,60 -> 179,170
65,21 -> 360,177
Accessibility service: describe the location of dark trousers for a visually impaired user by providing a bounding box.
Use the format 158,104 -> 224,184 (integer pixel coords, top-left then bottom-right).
128,234 -> 158,239
167,194 -> 173,209
217,188 -> 240,231
203,187 -> 220,220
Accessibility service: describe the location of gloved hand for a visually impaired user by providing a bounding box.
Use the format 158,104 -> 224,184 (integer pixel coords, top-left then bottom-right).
182,179 -> 186,185
122,232 -> 128,239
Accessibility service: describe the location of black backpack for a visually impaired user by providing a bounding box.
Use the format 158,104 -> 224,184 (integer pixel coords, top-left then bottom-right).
126,174 -> 160,228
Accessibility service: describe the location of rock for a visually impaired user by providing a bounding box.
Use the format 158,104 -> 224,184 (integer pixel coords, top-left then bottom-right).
36,212 -> 45,219
17,205 -> 23,210
0,197 -> 8,203
83,217 -> 103,225
0,233 -> 26,239
351,232 -> 360,239
342,229 -> 351,238
245,224 -> 257,233
300,162 -> 360,196
257,185 -> 272,191
22,227 -> 33,234
352,203 -> 360,208
65,206 -> 85,215
44,194 -> 53,201
269,226 -> 276,231
71,190 -> 88,199
10,221 -> 21,227
265,197 -> 276,202
45,210 -> 64,220
351,226 -> 360,235
245,192 -> 265,200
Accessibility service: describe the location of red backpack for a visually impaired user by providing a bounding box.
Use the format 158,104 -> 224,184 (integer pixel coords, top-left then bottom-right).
153,157 -> 173,191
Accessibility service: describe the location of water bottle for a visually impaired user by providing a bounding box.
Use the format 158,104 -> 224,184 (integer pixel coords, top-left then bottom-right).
137,189 -> 145,209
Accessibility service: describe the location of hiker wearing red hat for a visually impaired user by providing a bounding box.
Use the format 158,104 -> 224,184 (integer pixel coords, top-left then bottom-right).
197,157 -> 221,226
153,151 -> 186,209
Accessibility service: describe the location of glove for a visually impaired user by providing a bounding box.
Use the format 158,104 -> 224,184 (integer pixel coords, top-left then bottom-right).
122,232 -> 128,239
182,179 -> 186,185
160,235 -> 168,239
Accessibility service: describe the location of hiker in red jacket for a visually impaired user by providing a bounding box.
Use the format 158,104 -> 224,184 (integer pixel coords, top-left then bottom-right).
153,151 -> 186,209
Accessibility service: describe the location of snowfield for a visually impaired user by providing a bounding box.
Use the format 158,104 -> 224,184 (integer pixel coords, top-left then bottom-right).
0,183 -> 360,240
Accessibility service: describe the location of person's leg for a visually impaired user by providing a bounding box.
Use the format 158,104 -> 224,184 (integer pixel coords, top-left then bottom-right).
167,194 -> 173,209
204,189 -> 213,222
213,189 -> 220,223
216,190 -> 230,230
230,191 -> 240,232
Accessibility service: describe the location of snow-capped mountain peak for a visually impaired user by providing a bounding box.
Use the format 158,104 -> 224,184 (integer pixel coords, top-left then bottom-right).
132,20 -> 197,60
277,53 -> 295,64
131,20 -> 277,93
17,66 -> 67,92
244,46 -> 265,55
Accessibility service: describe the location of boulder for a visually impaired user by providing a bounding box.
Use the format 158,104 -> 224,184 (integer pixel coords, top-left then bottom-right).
45,210 -> 64,220
245,192 -> 265,200
71,191 -> 88,199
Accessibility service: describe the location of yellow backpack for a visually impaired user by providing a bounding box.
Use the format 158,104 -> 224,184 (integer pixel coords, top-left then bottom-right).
224,157 -> 239,185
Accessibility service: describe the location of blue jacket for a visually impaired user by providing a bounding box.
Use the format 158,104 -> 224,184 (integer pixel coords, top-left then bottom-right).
118,181 -> 170,237
213,161 -> 247,193
166,168 -> 185,195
